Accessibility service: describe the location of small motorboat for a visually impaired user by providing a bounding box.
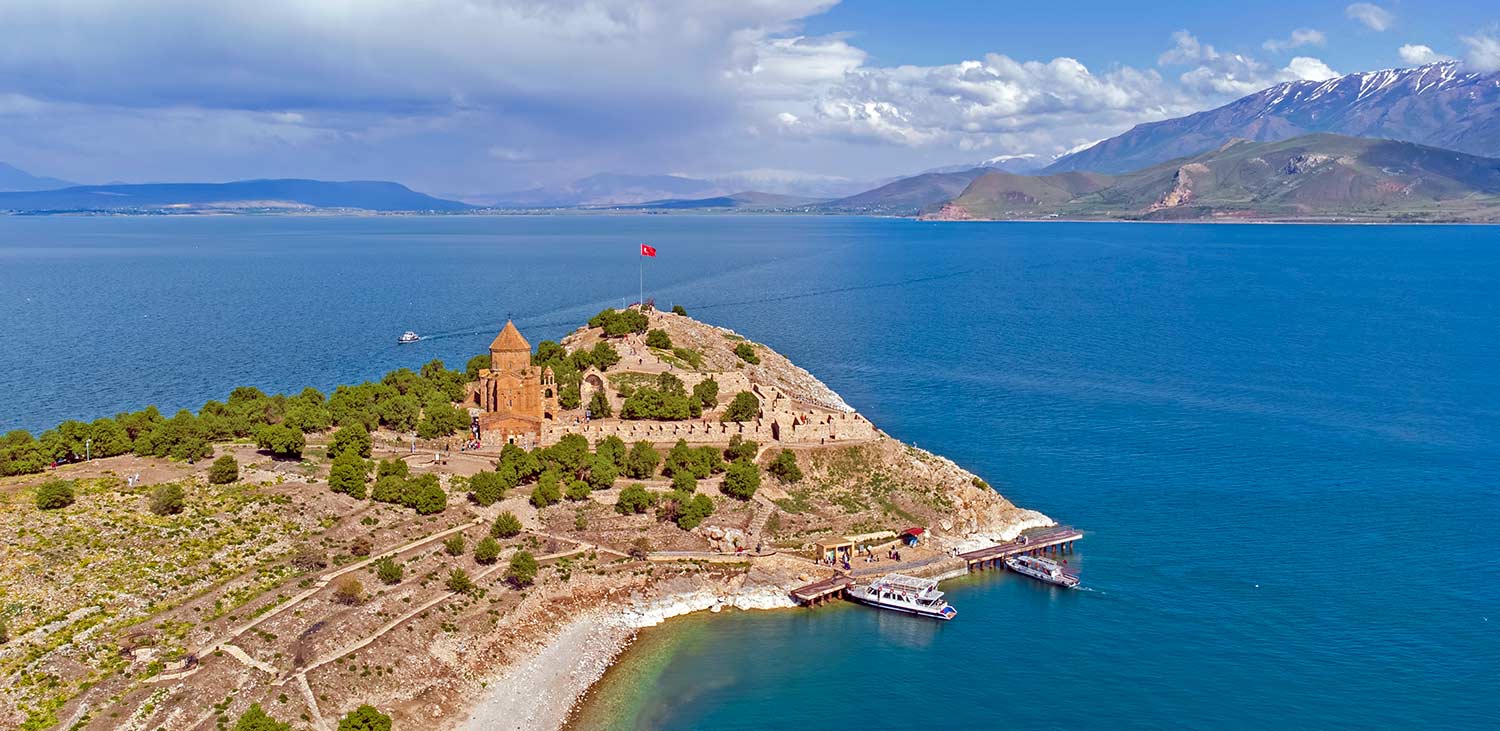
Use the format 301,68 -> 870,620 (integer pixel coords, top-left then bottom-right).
1005,554 -> 1080,589
397,331 -> 421,344
848,573 -> 957,620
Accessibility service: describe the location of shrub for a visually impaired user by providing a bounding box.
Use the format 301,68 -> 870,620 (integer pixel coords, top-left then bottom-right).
329,423 -> 372,460
588,389 -> 612,418
148,483 -> 186,516
671,471 -> 697,493
290,543 -> 327,571
671,304 -> 687,316
474,536 -> 501,565
624,441 -> 660,478
692,378 -> 719,408
417,398 -> 467,439
336,704 -> 392,731
234,703 -> 291,731
465,354 -> 492,380
444,533 -> 466,556
492,511 -> 523,538
629,538 -> 652,560
333,576 -> 365,605
469,471 -> 507,506
616,483 -> 655,515
328,450 -> 369,499
406,475 -> 448,514
256,424 -> 305,458
733,341 -> 760,364
565,480 -> 592,501
208,454 -> 239,484
720,391 -> 759,422
768,450 -> 803,483
375,557 -> 403,585
721,460 -> 761,500
446,568 -> 475,595
35,480 -> 75,510
507,550 -> 538,586
349,536 -> 372,557
645,328 -> 673,349
584,453 -> 617,490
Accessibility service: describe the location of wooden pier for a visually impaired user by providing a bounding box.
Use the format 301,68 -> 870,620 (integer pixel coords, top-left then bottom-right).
959,526 -> 1083,571
790,575 -> 854,606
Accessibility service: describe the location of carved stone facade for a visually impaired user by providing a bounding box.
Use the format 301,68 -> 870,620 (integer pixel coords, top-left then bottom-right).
474,321 -> 556,444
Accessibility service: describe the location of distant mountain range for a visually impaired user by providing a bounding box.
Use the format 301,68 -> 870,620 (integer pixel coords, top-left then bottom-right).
928,133 -> 1500,222
619,191 -> 825,210
0,179 -> 471,213
808,168 -> 991,215
0,162 -> 75,192
1048,62 -> 1500,174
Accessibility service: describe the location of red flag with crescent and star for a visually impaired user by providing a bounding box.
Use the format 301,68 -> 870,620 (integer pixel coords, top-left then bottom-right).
640,243 -> 657,257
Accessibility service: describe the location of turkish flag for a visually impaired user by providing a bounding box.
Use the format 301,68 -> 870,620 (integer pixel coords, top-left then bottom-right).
640,243 -> 657,257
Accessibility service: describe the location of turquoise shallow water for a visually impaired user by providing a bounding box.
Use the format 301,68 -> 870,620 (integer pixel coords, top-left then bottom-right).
2,216 -> 1497,728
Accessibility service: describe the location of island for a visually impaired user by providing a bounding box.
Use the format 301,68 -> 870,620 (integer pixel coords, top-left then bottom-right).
0,307 -> 1058,730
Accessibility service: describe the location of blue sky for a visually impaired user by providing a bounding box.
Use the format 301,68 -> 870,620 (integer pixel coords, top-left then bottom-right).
0,1 -> 1496,200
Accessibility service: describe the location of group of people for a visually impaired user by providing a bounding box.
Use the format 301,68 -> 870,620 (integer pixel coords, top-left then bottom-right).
457,439 -> 481,451
125,472 -> 143,487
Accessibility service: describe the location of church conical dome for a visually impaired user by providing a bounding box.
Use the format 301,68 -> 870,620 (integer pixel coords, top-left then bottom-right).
489,320 -> 530,353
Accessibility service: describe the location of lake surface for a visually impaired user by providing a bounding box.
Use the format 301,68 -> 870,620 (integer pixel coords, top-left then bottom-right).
3,216 -> 1497,728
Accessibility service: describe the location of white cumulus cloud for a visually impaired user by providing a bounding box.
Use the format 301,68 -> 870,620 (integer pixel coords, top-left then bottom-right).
1397,44 -> 1453,65
1346,3 -> 1394,32
1460,34 -> 1500,72
1263,28 -> 1326,52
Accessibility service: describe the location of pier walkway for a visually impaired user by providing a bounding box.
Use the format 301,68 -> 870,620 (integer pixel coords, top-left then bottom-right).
959,526 -> 1083,571
790,575 -> 854,605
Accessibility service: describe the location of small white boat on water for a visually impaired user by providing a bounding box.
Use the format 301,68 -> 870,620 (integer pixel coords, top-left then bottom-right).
397,331 -> 421,344
849,573 -> 957,621
1005,554 -> 1080,589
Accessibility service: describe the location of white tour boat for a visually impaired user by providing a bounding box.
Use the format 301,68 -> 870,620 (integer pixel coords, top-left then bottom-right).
1005,554 -> 1080,589
849,573 -> 957,620
397,331 -> 421,344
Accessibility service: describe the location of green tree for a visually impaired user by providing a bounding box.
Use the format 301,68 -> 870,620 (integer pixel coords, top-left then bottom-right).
234,702 -> 291,731
336,704 -> 392,731
282,399 -> 332,433
375,557 -> 403,585
492,511 -> 523,538
692,379 -> 719,409
444,533 -> 466,556
671,304 -> 687,316
590,341 -> 622,370
416,396 -> 466,439
328,450 -> 369,499
407,476 -> 448,514
616,483 -> 655,515
565,480 -> 592,501
725,434 -> 759,462
645,328 -> 673,349
376,393 -> 421,432
474,536 -> 501,564
35,480 -> 75,510
595,435 -> 627,469
377,458 -> 410,480
558,381 -> 582,410
329,423 -> 372,460
534,340 -> 568,365
721,460 -> 761,500
671,471 -> 697,493
446,568 -> 475,596
507,550 -> 538,586
542,434 -> 590,475
584,453 -> 618,490
588,389 -> 612,418
675,493 -> 715,530
208,454 -> 240,484
720,391 -> 760,422
465,354 -> 492,380
469,471 -> 508,506
768,449 -> 803,483
256,424 -> 305,458
733,341 -> 760,364
624,441 -> 660,479
148,483 -> 186,516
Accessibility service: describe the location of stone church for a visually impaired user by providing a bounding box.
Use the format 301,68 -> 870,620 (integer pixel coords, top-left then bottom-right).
472,320 -> 556,444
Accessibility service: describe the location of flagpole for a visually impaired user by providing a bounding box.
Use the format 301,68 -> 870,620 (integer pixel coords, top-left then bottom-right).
639,245 -> 643,307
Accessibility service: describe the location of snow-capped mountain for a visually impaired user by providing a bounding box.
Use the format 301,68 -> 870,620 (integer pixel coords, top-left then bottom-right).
1047,62 -> 1500,174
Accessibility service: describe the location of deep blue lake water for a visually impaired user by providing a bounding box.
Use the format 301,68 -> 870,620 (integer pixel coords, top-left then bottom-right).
2,216 -> 1497,728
